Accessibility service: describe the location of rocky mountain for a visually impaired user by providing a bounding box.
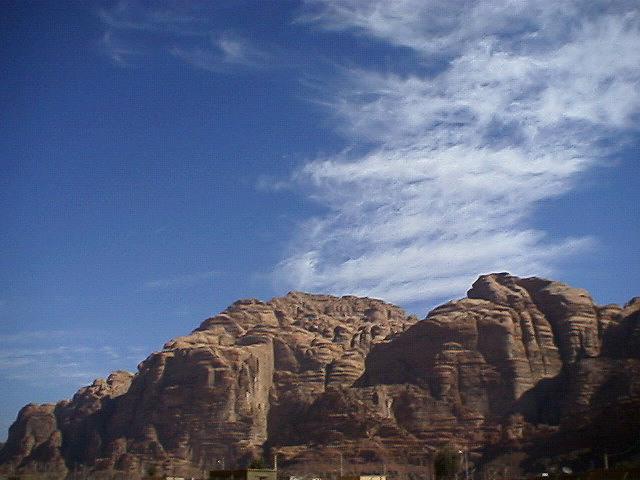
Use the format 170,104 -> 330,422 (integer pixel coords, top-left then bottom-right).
1,273 -> 639,479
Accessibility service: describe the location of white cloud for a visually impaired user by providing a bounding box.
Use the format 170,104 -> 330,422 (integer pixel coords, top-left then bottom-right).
217,33 -> 268,66
0,330 -> 70,343
274,2 -> 640,304
143,270 -> 216,290
99,30 -> 144,66
300,0 -> 638,58
98,1 -> 207,35
170,33 -> 270,72
0,334 -> 150,405
97,3 -> 270,72
0,343 -> 131,387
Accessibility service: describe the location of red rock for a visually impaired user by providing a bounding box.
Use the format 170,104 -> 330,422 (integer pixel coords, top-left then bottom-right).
1,275 -> 638,478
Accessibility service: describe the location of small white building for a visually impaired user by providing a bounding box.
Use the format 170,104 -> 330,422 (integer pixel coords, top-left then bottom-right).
340,475 -> 386,480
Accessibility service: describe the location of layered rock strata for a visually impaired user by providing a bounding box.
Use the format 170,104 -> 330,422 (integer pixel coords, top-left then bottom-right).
1,274 -> 638,478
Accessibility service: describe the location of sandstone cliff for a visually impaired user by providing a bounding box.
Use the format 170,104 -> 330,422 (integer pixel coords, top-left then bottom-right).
1,274 -> 638,478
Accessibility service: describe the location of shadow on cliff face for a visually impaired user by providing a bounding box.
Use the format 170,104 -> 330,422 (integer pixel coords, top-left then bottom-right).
602,300 -> 640,358
509,354 -> 640,475
512,374 -> 565,426
517,400 -> 640,475
2,275 -> 639,478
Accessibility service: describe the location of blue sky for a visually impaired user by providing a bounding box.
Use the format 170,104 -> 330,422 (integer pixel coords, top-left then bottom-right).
1,0 -> 639,440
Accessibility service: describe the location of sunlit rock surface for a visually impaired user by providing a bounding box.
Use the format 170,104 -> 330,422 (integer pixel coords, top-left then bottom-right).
1,274 -> 638,478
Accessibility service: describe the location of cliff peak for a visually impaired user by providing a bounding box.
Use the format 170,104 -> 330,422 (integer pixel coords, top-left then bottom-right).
1,274 -> 638,479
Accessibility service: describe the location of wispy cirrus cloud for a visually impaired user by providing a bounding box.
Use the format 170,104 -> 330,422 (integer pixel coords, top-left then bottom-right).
142,270 -> 216,291
98,1 -> 207,35
0,335 -> 146,387
0,346 -> 101,382
273,1 -> 640,305
170,33 -> 271,72
98,2 -> 270,72
299,0 -> 639,58
0,329 -> 70,343
99,30 -> 145,66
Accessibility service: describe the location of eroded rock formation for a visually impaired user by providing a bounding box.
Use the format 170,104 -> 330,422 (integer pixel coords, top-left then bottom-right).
1,274 -> 638,478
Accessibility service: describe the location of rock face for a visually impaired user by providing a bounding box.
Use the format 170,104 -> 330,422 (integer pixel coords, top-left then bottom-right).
0,371 -> 133,476
1,274 -> 638,478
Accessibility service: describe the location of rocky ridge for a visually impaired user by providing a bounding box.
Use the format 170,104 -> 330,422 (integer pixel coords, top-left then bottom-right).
1,274 -> 638,478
